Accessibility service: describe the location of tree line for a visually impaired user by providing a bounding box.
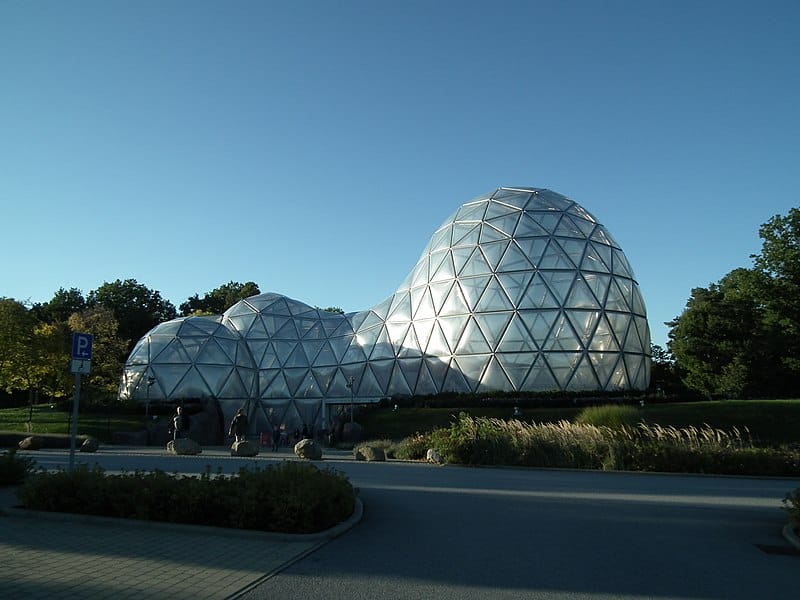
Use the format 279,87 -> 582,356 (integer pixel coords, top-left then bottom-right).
0,280 -> 262,405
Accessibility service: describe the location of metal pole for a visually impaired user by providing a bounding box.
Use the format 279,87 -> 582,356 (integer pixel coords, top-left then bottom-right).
69,372 -> 81,471
349,376 -> 355,423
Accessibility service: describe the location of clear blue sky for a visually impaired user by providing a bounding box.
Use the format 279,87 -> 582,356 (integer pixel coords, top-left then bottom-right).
2,0 -> 798,349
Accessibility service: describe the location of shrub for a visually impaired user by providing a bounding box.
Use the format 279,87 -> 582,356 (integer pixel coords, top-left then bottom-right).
0,448 -> 36,485
575,404 -> 641,429
17,462 -> 356,534
353,439 -> 399,459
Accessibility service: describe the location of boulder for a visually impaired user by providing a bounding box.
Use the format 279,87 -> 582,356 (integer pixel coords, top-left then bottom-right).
294,438 -> 322,460
18,436 -> 44,450
167,438 -> 202,455
354,445 -> 386,462
426,448 -> 445,464
80,437 -> 99,452
230,440 -> 259,457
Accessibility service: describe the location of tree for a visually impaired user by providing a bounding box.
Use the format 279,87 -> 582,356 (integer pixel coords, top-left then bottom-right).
68,308 -> 129,400
32,287 -> 86,323
179,281 -> 260,316
319,306 -> 345,314
0,298 -> 37,394
87,279 -> 176,351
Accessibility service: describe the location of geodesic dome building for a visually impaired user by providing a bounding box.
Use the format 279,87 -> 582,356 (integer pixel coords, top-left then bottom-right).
119,187 -> 650,432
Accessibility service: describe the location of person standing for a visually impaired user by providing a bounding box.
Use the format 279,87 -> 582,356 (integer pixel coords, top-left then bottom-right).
228,408 -> 248,443
271,422 -> 280,451
173,406 -> 190,441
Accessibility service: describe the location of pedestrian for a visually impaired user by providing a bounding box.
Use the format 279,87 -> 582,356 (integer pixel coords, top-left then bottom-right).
228,408 -> 248,443
271,423 -> 280,451
173,406 -> 190,441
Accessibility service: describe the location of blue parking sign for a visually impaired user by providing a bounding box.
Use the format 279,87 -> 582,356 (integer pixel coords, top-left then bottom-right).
72,333 -> 93,360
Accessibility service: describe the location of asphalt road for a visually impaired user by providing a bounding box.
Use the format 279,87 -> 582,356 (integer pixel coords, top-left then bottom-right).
26,448 -> 800,599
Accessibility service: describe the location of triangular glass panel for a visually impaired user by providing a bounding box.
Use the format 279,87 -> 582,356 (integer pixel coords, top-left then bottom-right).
295,371 -> 322,398
348,310 -> 369,332
398,326 -> 423,358
492,188 -> 533,209
500,314 -> 537,352
497,271 -> 533,306
270,318 -> 297,340
283,368 -> 309,395
300,321 -> 326,340
431,251 -> 456,283
567,276 -> 601,309
497,242 -> 533,273
429,227 -> 452,253
429,281 -> 454,314
150,364 -> 192,397
459,276 -> 490,310
451,223 -> 481,248
386,321 -> 410,350
456,354 -> 492,390
477,356 -> 512,392
528,211 -> 563,232
591,225 -> 619,248
439,314 -> 470,351
355,325 -> 380,349
388,292 -> 412,322
243,295 -> 273,311
223,313 -> 256,336
171,367 -> 213,398
425,320 -> 451,356
558,239 -> 587,268
359,362 -> 385,397
195,339 -> 229,365
452,246 -> 475,274
632,287 -> 647,316
568,203 -> 598,224
587,242 -> 613,272
606,359 -> 629,390
476,312 -> 513,350
612,249 -> 634,278
460,247 -> 492,277
223,302 -> 255,319
368,359 -> 394,395
321,314 -> 347,336
424,356 -> 450,391
370,327 -> 396,360
397,357 -> 422,390
545,352 -> 582,389
428,250 -> 449,281
624,354 -> 645,389
604,279 -> 629,312
479,223 -> 508,244
273,341 -> 298,366
370,296 -> 394,321
126,340 -> 150,365
411,320 -> 434,354
522,309 -> 559,344
588,315 -> 620,352
481,241 -> 510,270
329,335 -> 352,362
588,352 -> 618,389
496,352 -> 537,389
441,359 -> 471,393
441,282 -> 470,315
456,201 -> 488,222
515,237 -> 549,266
636,315 -> 651,348
475,278 -> 514,312
300,340 -> 324,364
583,273 -> 610,305
516,213 -> 551,237
537,190 -> 574,211
606,312 -> 631,349
414,360 -> 438,395
407,259 -> 429,288
261,370 -> 288,397
199,365 -> 233,396
542,313 -> 582,352
387,362 -> 413,396
486,199 -> 520,220
312,366 -> 337,394
486,212 -> 521,237
257,343 -> 280,369
284,344 -> 309,368
539,239 -> 578,270
153,339 -> 191,364
268,298 -> 292,316
455,317 -> 491,354
540,271 -> 575,305
523,360 -> 559,391
623,318 -> 644,353
358,310 -> 385,332
312,341 -> 337,366
412,287 -> 436,319
567,354 -> 601,390
553,215 -> 588,239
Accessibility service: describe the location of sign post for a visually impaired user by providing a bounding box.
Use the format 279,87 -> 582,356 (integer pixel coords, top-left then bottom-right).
69,333 -> 93,470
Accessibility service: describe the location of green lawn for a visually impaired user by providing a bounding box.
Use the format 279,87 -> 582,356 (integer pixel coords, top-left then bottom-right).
0,404 -> 144,442
359,399 -> 800,447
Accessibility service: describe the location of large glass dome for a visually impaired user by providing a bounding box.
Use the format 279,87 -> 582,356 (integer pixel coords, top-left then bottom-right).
119,187 -> 650,431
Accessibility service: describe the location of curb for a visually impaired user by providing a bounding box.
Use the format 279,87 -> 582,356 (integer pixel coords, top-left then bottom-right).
1,497 -> 364,543
782,522 -> 800,551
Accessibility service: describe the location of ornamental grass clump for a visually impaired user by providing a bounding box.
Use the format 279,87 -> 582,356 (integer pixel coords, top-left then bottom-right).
17,462 -> 356,534
575,404 -> 641,429
415,413 -> 800,476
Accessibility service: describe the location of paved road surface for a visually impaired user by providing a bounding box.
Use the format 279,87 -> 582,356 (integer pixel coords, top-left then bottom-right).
13,447 -> 800,599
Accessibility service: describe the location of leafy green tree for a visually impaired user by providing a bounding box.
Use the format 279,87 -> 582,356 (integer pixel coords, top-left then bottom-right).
87,279 -> 176,351
0,298 -> 37,394
179,281 -> 260,316
320,306 -> 345,314
68,308 -> 129,400
32,287 -> 87,323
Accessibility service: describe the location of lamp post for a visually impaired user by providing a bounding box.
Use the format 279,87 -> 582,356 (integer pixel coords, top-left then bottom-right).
346,376 -> 355,423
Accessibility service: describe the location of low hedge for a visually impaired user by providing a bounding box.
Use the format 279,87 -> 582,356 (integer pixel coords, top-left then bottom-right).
16,462 -> 356,534
0,449 -> 36,485
0,431 -> 89,449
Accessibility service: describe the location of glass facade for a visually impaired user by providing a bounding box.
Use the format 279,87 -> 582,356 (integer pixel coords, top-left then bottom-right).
119,187 -> 651,430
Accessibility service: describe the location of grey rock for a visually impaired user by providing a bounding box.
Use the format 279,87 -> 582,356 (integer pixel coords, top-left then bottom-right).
294,438 -> 323,460
80,437 -> 99,452
230,440 -> 259,457
167,438 -> 202,455
18,436 -> 44,450
354,445 -> 386,462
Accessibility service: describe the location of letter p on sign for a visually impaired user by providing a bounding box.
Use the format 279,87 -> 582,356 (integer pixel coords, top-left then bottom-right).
72,333 -> 93,360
